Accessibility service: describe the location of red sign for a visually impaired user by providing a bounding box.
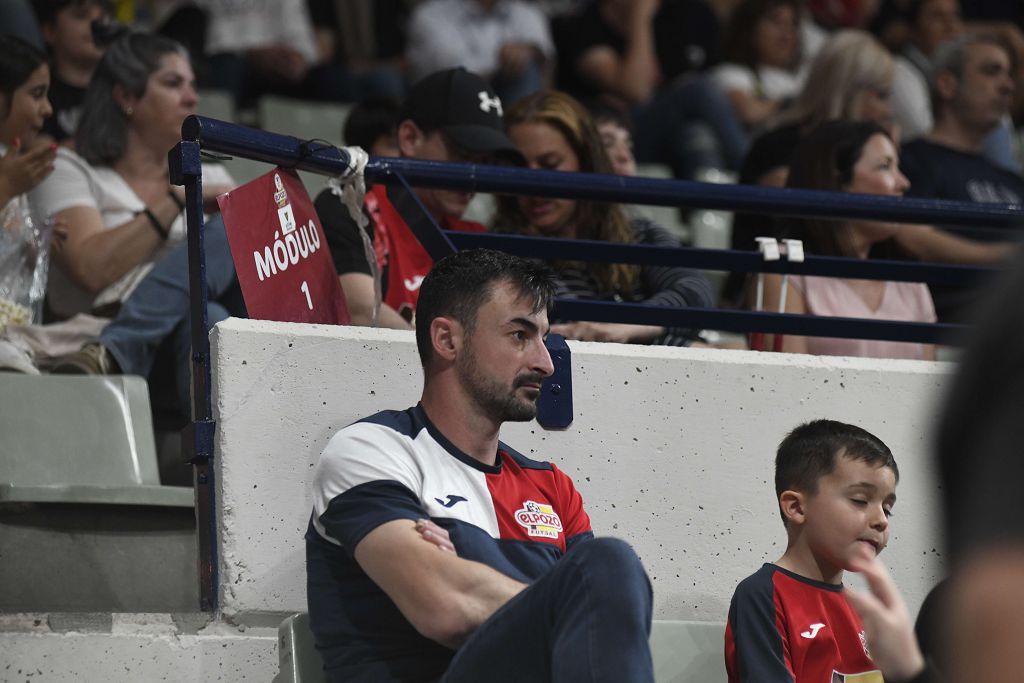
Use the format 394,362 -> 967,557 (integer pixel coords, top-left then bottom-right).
219,168 -> 349,325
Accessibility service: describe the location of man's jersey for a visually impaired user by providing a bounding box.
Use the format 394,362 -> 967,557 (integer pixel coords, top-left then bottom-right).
306,404 -> 593,682
725,563 -> 882,683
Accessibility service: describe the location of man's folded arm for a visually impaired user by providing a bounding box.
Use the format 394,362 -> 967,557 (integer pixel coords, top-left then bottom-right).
354,518 -> 527,649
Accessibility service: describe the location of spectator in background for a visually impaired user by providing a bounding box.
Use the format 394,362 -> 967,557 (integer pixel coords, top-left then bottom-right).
0,0 -> 44,49
725,30 -> 895,304
554,0 -> 748,180
342,95 -> 400,157
313,68 -> 523,329
891,0 -> 1021,173
0,36 -> 56,330
31,0 -> 111,144
493,90 -> 714,345
203,0 -> 400,107
34,30 -> 236,416
306,0 -> 407,102
891,0 -> 963,141
588,99 -> 637,177
406,0 -> 554,105
900,33 -> 1023,322
714,0 -> 806,133
755,120 -> 937,360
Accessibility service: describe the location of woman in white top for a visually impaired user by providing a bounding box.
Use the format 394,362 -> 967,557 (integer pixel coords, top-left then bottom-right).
33,29 -> 235,416
33,28 -> 232,321
759,120 -> 937,360
714,0 -> 806,132
0,36 -> 56,328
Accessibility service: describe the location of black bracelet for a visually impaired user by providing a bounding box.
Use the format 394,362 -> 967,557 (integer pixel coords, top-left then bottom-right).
140,207 -> 169,240
167,190 -> 184,212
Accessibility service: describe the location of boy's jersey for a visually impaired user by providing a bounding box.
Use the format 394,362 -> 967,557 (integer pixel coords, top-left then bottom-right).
725,563 -> 882,683
306,404 -> 593,682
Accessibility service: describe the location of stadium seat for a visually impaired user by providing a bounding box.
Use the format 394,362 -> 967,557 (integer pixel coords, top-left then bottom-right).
650,619 -> 728,682
0,375 -> 191,506
197,88 -> 236,123
633,163 -> 691,243
273,613 -> 727,683
258,95 -> 352,149
274,612 -> 324,683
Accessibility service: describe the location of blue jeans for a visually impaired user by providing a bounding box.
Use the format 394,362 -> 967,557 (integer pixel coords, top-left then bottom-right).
100,215 -> 243,416
438,537 -> 654,683
632,74 -> 749,179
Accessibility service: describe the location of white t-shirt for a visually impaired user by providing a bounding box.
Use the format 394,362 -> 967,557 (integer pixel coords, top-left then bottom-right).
202,0 -> 317,64
30,147 -> 233,319
713,62 -> 805,103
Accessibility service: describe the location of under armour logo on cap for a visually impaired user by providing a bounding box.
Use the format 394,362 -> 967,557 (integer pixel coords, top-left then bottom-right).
478,91 -> 503,116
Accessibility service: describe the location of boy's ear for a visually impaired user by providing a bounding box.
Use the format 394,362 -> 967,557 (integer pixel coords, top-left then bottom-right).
397,120 -> 424,157
779,490 -> 807,526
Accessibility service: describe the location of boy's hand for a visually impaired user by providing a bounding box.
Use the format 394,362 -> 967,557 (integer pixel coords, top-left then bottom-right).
844,546 -> 925,682
415,518 -> 456,554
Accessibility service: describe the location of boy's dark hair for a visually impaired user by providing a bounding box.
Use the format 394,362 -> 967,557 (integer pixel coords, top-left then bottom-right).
584,98 -> 633,135
415,249 -> 556,369
343,95 -> 400,151
775,419 -> 898,521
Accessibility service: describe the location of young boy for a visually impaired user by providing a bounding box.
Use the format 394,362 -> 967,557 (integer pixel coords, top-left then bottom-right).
725,419 -> 902,683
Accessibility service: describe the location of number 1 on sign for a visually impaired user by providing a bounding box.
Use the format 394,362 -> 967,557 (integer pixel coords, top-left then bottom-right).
300,281 -> 313,310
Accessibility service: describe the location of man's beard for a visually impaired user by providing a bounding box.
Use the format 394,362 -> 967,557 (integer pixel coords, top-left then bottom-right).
457,344 -> 543,424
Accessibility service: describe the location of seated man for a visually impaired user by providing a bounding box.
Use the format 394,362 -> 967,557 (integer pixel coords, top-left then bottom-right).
314,67 -> 523,329
899,32 -> 1023,322
305,248 -> 654,682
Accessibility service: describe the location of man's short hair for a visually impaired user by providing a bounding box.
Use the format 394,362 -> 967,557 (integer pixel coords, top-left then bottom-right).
930,32 -> 1014,114
775,419 -> 898,518
415,249 -> 557,368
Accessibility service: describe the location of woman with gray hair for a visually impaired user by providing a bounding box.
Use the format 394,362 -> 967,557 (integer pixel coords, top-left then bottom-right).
32,28 -> 232,321
30,29 -> 235,416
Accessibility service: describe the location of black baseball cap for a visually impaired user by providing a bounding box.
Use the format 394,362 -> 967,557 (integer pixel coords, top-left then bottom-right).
400,67 -> 524,163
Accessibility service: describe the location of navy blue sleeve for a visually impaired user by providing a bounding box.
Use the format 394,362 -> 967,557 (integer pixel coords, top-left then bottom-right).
316,480 -> 428,559
727,569 -> 794,683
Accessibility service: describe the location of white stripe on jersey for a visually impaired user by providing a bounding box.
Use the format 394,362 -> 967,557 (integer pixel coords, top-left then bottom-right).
312,421 -> 501,545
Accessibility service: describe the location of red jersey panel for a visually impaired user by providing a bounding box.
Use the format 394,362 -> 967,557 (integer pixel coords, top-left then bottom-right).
364,185 -> 485,321
726,563 -> 882,683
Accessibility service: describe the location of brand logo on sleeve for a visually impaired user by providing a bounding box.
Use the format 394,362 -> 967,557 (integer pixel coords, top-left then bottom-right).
435,494 -> 468,508
800,623 -> 825,639
514,500 -> 563,539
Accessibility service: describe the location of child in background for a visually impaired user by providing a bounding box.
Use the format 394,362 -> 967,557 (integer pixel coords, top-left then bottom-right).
725,419 -> 926,682
342,95 -> 400,157
0,35 -> 57,328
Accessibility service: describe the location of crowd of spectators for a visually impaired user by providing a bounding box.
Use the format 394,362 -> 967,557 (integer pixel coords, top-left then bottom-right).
3,0 -> 1024,382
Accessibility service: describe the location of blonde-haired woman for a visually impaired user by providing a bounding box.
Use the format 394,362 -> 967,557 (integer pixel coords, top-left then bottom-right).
493,90 -> 714,345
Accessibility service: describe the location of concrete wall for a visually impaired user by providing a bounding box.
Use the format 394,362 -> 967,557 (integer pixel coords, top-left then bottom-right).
213,318 -> 952,623
0,613 -> 275,683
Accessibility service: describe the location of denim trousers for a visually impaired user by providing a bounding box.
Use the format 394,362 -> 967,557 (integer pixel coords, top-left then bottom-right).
100,215 -> 243,416
439,537 -> 654,683
632,74 -> 749,179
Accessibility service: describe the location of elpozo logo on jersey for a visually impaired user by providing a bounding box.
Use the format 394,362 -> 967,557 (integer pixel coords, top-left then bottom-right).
514,500 -> 563,539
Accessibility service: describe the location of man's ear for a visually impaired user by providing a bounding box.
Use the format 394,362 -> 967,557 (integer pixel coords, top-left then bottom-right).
429,316 -> 463,363
935,70 -> 959,103
779,490 -> 807,526
397,120 -> 424,157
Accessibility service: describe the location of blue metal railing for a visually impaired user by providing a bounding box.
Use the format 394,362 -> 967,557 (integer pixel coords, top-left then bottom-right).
170,115 -> 1020,608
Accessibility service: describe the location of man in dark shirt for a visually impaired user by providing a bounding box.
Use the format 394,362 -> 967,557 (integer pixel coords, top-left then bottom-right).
314,67 -> 522,328
899,32 -> 1023,321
